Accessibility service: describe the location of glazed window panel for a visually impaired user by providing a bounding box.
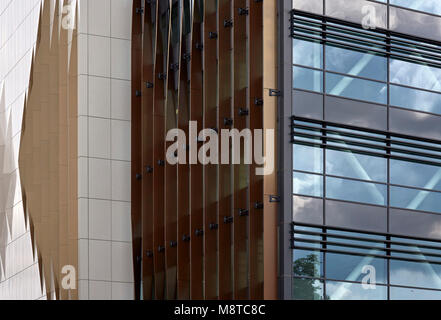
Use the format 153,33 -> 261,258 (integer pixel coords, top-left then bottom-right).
292,278 -> 324,300
293,39 -> 323,69
390,186 -> 441,214
390,84 -> 441,115
293,66 -> 323,92
389,6 -> 441,41
326,281 -> 388,300
293,144 -> 323,174
293,172 -> 323,197
325,0 -> 387,29
326,177 -> 387,206
390,286 -> 441,300
326,149 -> 387,183
390,159 -> 441,192
292,0 -> 323,15
326,45 -> 387,82
326,253 -> 387,284
390,259 -> 441,290
326,73 -> 387,104
390,59 -> 441,93
390,0 -> 441,16
293,249 -> 323,278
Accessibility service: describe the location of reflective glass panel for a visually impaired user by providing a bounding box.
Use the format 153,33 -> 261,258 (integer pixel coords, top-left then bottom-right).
326,252 -> 387,284
390,186 -> 441,214
293,278 -> 324,300
325,0 -> 387,29
326,45 -> 387,81
390,6 -> 441,41
293,196 -> 324,225
390,0 -> 441,16
326,281 -> 387,300
391,159 -> 441,192
293,39 -> 323,68
390,286 -> 441,300
390,84 -> 441,115
326,73 -> 387,104
293,172 -> 323,197
293,144 -> 323,174
292,0 -> 324,14
293,249 -> 323,278
390,259 -> 441,290
293,66 -> 323,92
390,59 -> 441,92
326,177 -> 387,206
326,149 -> 387,182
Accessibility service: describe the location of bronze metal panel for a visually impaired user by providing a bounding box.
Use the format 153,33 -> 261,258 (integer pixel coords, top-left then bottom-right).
153,1 -> 172,299
218,0 -> 234,300
177,0 -> 192,300
189,0 -> 204,299
130,0 -> 275,300
203,0 -> 219,300
249,0 -> 264,300
233,0 -> 249,300
165,0 -> 182,300
131,0 -> 143,300
141,1 -> 157,300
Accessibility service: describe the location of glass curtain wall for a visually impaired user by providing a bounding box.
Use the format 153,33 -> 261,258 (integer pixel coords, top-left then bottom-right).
290,1 -> 441,301
292,13 -> 441,116
292,120 -> 441,215
292,120 -> 441,299
292,225 -> 441,300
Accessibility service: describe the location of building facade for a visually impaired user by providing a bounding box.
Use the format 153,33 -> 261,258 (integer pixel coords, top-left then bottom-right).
1,0 -> 441,301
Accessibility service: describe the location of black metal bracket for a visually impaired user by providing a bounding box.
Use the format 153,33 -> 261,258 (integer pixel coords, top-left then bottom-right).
269,89 -> 281,97
239,209 -> 249,217
183,53 -> 191,62
135,173 -> 142,180
209,223 -> 219,230
145,81 -> 154,89
195,229 -> 204,237
146,166 -> 153,174
157,160 -> 165,166
238,7 -> 249,15
224,216 -> 233,224
136,7 -> 144,14
254,202 -> 264,210
269,195 -> 281,203
224,118 -> 233,126
254,98 -> 264,106
182,234 -> 191,242
170,63 -> 179,71
158,246 -> 165,253
158,73 -> 167,80
224,19 -> 233,28
238,108 -> 249,116
135,90 -> 142,97
196,43 -> 203,50
209,32 -> 218,39
146,250 -> 153,258
170,241 -> 177,248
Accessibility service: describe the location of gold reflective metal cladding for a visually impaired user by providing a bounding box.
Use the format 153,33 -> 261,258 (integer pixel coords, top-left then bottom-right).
19,0 -> 78,300
132,0 -> 278,300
